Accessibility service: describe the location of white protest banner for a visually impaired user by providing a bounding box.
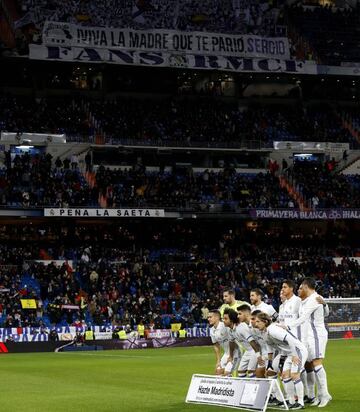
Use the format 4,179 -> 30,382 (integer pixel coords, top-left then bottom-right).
30,44 -> 317,75
44,208 -> 165,218
185,375 -> 287,411
42,21 -> 290,59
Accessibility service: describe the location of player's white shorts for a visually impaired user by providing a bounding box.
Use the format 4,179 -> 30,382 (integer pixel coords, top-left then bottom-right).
307,334 -> 328,360
272,353 -> 286,373
221,352 -> 240,374
283,347 -> 308,374
239,349 -> 258,372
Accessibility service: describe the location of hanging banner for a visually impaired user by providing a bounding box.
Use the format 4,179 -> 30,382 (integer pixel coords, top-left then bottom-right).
250,209 -> 360,220
42,21 -> 290,59
44,208 -> 165,218
30,44 -> 316,74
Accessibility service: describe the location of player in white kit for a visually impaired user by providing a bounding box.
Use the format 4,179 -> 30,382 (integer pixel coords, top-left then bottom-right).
279,280 -> 316,405
286,278 -> 332,408
208,309 -> 240,376
264,291 -> 291,405
255,312 -> 308,410
250,288 -> 278,321
223,308 -> 262,378
279,280 -> 302,339
237,305 -> 267,377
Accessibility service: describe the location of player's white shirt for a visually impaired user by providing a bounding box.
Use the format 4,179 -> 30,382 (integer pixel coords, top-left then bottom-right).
229,322 -> 255,351
251,301 -> 278,320
210,321 -> 230,353
278,302 -> 285,322
249,325 -> 268,355
264,323 -> 306,357
210,321 -> 240,372
287,292 -> 328,343
279,294 -> 302,340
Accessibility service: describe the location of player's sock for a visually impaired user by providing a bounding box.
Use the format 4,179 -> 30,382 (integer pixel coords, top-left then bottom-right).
280,377 -> 288,399
294,379 -> 304,405
283,378 -> 295,405
270,376 -> 282,401
314,366 -> 330,399
300,369 -> 309,397
281,377 -> 288,399
306,369 -> 315,399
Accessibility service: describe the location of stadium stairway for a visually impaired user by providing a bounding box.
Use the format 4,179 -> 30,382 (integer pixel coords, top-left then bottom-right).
0,8 -> 16,48
84,171 -> 96,188
341,157 -> 360,175
83,170 -> 107,207
1,0 -> 20,31
340,112 -> 360,145
59,143 -> 90,165
279,173 -> 308,211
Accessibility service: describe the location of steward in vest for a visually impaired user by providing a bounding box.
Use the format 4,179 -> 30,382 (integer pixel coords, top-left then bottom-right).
118,327 -> 127,340
137,321 -> 145,338
84,327 -> 95,340
178,329 -> 187,338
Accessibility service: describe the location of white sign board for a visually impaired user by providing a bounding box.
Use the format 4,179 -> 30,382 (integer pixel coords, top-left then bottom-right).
273,141 -> 349,152
44,208 -> 165,218
185,374 -> 287,411
1,132 -> 66,144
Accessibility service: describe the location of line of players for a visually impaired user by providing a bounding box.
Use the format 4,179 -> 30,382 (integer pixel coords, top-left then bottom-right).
208,278 -> 332,410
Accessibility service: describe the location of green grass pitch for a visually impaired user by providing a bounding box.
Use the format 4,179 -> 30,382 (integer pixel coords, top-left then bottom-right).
0,340 -> 358,412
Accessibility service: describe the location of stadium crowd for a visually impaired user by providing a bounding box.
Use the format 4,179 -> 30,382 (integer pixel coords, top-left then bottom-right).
289,161 -> 360,209
9,0 -> 360,68
95,166 -> 292,209
0,96 -> 91,136
0,95 -> 357,148
0,222 -> 359,328
287,3 -> 360,65
16,0 -> 282,35
1,150 -> 360,211
0,152 -> 97,207
87,99 -> 356,147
